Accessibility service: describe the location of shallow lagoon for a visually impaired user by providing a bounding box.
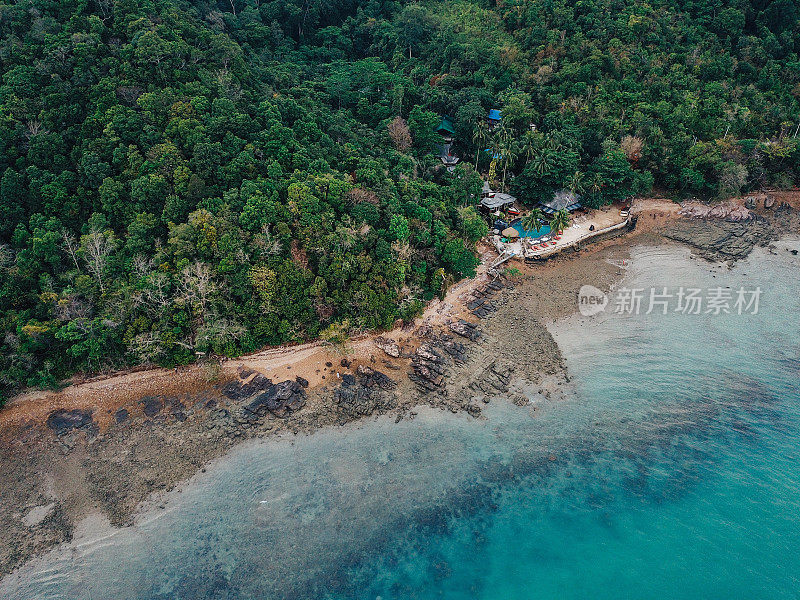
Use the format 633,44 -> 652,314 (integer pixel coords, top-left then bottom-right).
3,241 -> 800,599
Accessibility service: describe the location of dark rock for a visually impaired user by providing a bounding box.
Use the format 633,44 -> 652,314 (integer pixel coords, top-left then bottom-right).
341,373 -> 356,386
140,396 -> 163,418
325,362 -> 333,367
334,384 -> 395,417
245,380 -> 306,417
295,376 -> 309,388
356,365 -> 397,390
221,373 -> 274,401
46,409 -> 94,434
409,373 -> 440,391
412,363 -> 444,387
237,365 -> 255,379
114,408 -> 129,424
340,358 -> 351,368
449,320 -> 480,340
414,324 -> 434,339
664,218 -> 776,262
416,344 -> 442,363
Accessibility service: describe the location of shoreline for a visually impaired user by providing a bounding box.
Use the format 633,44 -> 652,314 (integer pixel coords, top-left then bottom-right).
5,189 -> 796,420
0,195 -> 797,578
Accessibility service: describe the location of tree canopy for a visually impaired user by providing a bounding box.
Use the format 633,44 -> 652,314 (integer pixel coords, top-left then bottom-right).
1,0 -> 799,402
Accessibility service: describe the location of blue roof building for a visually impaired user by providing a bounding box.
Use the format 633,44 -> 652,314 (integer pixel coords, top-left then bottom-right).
487,109 -> 502,122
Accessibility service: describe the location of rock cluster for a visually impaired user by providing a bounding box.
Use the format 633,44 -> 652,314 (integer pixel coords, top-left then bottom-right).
243,380 -> 307,417
744,193 -> 777,210
448,319 -> 481,341
409,343 -> 446,392
45,409 -> 95,435
466,280 -> 507,318
468,361 -> 515,396
664,217 -> 776,262
219,370 -> 307,419
408,332 -> 471,394
221,372 -> 274,401
334,366 -> 396,417
373,336 -> 401,358
679,201 -> 753,222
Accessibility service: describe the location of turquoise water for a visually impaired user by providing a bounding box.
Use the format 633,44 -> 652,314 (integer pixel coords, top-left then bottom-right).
3,241 -> 799,599
512,222 -> 551,238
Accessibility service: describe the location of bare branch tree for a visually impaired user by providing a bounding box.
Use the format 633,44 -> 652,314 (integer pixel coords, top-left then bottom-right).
61,230 -> 82,273
81,227 -> 115,293
0,244 -> 15,272
177,261 -> 216,316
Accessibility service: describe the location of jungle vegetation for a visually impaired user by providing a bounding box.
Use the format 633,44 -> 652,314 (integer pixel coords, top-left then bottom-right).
0,0 -> 798,401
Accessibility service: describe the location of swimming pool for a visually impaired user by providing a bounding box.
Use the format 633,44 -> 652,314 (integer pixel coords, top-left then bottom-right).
512,222 -> 551,238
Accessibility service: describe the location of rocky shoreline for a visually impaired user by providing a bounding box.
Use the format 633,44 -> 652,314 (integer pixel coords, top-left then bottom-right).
664,196 -> 800,262
1,199 -> 798,579
0,266 -> 574,578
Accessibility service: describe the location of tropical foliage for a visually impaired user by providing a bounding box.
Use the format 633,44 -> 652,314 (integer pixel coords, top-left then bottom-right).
0,0 -> 798,402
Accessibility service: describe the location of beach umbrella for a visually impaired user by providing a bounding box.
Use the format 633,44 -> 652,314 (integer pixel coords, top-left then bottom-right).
501,227 -> 519,238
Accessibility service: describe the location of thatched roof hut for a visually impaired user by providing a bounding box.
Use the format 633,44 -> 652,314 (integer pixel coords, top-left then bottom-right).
538,190 -> 582,214
501,226 -> 519,238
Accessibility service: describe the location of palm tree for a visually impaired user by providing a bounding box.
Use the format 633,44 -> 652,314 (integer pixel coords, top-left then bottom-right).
567,171 -> 585,195
589,173 -> 603,195
520,130 -> 538,166
530,149 -> 553,176
499,140 -> 518,192
549,208 -> 570,235
546,131 -> 565,152
472,120 -> 490,171
521,208 -> 544,235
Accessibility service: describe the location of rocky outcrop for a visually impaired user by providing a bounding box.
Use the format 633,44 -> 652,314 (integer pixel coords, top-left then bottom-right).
221,373 -> 274,401
467,360 -> 515,396
355,365 -> 396,390
408,330 -> 475,394
664,217 -> 776,262
140,396 -> 163,418
448,320 -> 480,341
373,336 -> 401,358
466,280 -> 508,318
334,366 -> 396,417
244,380 -> 306,417
679,201 -> 753,222
46,409 -> 94,435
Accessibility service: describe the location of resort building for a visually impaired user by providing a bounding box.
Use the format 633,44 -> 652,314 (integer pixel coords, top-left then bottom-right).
480,182 -> 517,212
538,190 -> 582,215
487,108 -> 502,129
435,116 -> 456,143
434,116 -> 459,171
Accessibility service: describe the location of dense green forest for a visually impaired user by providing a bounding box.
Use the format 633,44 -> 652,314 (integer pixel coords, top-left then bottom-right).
1,0 -> 799,402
